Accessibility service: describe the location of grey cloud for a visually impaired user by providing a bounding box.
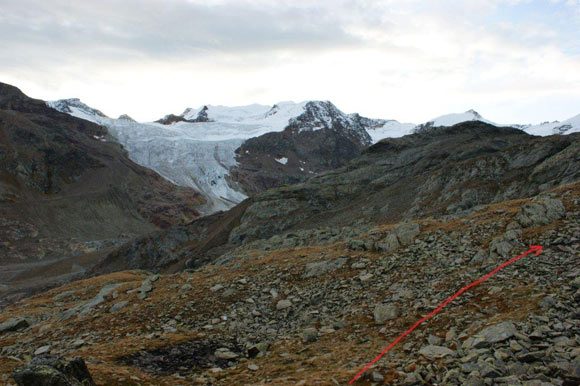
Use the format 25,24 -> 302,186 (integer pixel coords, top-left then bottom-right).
0,0 -> 370,67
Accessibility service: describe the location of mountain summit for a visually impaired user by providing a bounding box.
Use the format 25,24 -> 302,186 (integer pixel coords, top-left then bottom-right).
413,109 -> 493,132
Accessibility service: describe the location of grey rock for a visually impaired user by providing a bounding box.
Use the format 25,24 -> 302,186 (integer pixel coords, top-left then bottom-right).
418,345 -> 456,359
62,283 -> 123,319
109,301 -> 129,313
371,371 -> 384,382
516,198 -> 565,227
34,346 -> 51,356
276,299 -> 292,310
428,335 -> 442,345
0,317 -> 30,334
476,321 -> 517,344
373,303 -> 399,324
303,258 -> 347,278
375,233 -> 399,253
301,327 -> 318,343
53,290 -> 76,301
395,222 -> 420,245
214,348 -> 238,359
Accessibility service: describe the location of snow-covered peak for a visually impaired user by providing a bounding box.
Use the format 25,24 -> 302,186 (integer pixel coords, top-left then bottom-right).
414,109 -> 494,133
47,98 -> 109,124
286,100 -> 376,145
524,113 -> 580,136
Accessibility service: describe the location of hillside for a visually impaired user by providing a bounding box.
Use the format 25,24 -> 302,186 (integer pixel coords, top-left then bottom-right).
94,122 -> 580,275
0,83 -> 204,304
1,180 -> 578,385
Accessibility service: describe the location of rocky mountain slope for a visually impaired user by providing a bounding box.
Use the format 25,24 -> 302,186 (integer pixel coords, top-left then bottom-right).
0,83 -> 204,303
1,175 -> 578,385
229,101 -> 376,195
92,122 -> 580,276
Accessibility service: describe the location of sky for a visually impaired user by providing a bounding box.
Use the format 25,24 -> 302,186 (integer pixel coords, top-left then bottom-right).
0,0 -> 579,124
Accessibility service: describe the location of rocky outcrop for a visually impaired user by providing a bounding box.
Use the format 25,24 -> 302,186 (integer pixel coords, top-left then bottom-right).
155,114 -> 190,125
12,356 -> 95,386
231,126 -> 369,195
516,197 -> 565,227
156,106 -> 213,125
0,317 -> 30,334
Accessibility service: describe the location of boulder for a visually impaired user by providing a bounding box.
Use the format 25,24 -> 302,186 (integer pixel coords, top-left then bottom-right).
0,317 -> 30,334
13,356 -> 95,386
301,327 -> 318,343
373,303 -> 399,324
303,258 -> 348,278
394,222 -> 420,245
276,299 -> 292,310
516,198 -> 565,227
418,345 -> 456,359
476,321 -> 517,345
375,233 -> 400,253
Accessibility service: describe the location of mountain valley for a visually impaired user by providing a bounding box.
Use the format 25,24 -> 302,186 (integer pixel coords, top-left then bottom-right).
0,82 -> 579,386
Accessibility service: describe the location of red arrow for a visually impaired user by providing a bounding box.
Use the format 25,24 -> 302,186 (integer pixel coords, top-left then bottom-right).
349,245 -> 543,384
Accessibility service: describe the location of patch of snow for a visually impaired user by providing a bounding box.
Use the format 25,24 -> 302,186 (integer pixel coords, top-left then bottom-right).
275,157 -> 288,165
366,120 -> 416,143
180,102 -> 310,137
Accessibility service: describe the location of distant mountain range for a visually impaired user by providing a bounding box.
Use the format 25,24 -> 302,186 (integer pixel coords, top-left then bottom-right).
47,97 -> 580,214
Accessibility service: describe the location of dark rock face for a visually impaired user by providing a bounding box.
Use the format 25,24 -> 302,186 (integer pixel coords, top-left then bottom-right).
231,127 -> 367,195
193,106 -> 211,122
12,356 -> 95,386
98,121 -> 580,273
155,113 -> 190,125
156,106 -> 212,125
230,101 -> 379,195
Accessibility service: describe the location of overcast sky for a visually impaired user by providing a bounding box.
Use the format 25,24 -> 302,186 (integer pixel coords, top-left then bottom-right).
1,0 -> 579,123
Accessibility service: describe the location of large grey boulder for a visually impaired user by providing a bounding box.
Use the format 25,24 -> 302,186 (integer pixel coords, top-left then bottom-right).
373,303 -> 399,324
0,317 -> 30,334
418,345 -> 457,359
303,257 -> 348,278
516,198 -> 565,227
394,222 -> 420,245
12,355 -> 95,386
375,233 -> 400,253
374,222 -> 420,253
475,321 -> 517,345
